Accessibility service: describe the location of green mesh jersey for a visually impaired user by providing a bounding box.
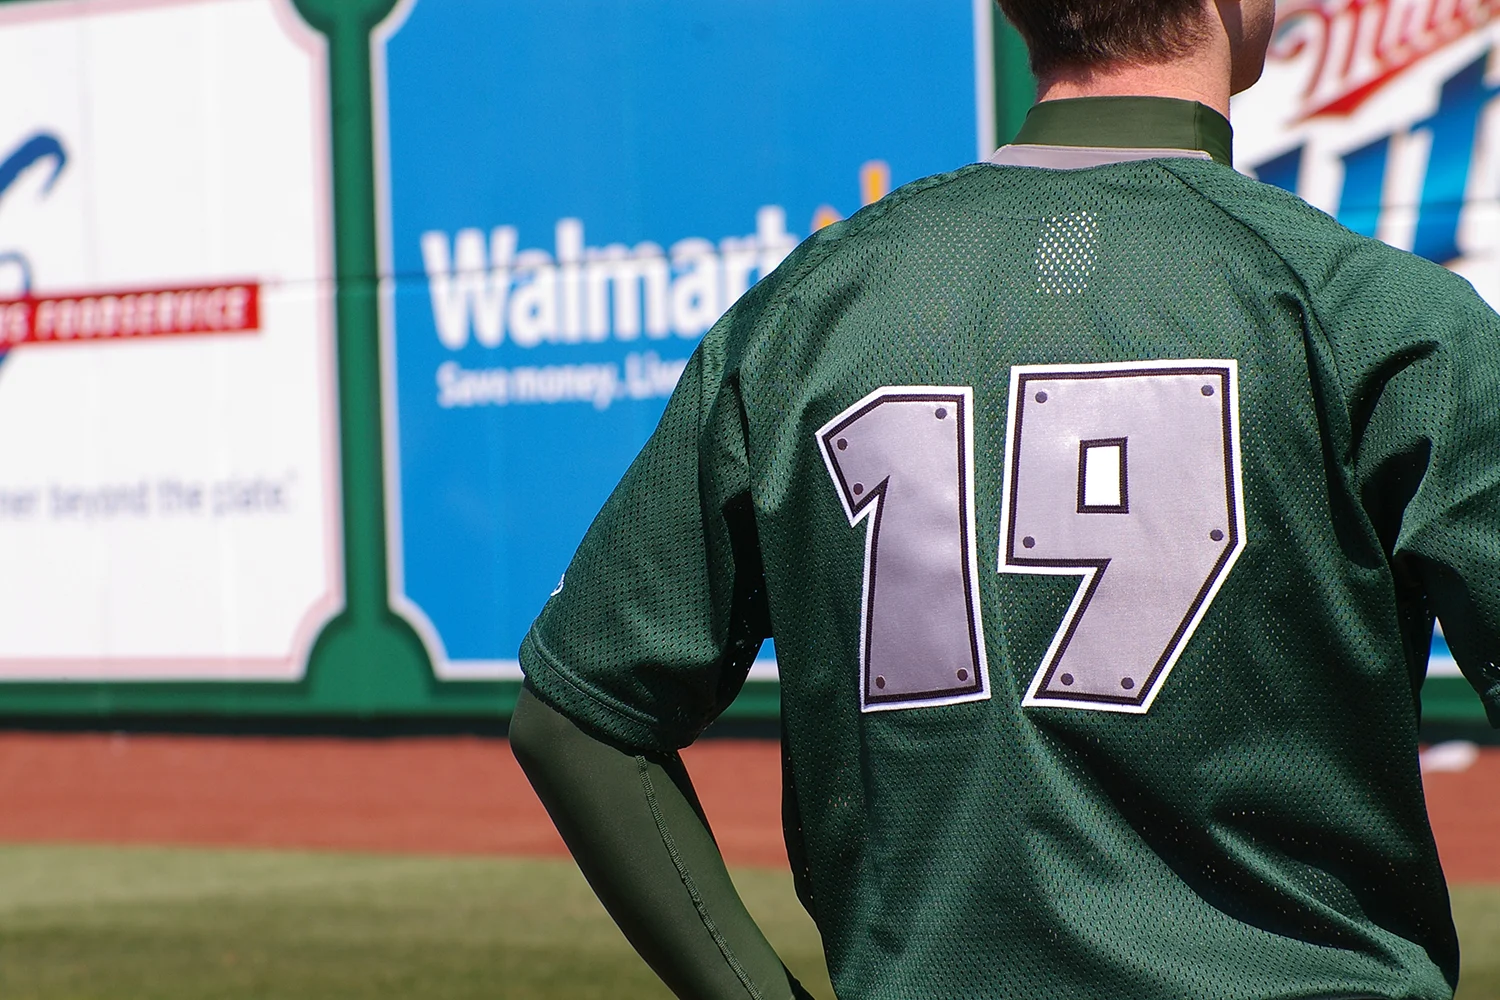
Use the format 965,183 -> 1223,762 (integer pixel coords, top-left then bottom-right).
520,104 -> 1500,1000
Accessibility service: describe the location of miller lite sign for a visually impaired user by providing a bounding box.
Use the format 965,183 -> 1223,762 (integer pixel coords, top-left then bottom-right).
0,0 -> 342,680
1234,0 -> 1500,677
1236,0 -> 1500,302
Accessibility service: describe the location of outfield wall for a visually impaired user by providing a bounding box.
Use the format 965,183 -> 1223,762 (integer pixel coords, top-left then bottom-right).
0,0 -> 1491,728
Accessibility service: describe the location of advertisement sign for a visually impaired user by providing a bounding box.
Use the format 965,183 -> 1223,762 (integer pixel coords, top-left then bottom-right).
377,0 -> 997,678
1234,0 -> 1500,677
0,0 -> 342,680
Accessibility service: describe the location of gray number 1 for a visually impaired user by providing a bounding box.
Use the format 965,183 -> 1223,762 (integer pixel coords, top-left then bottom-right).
1000,361 -> 1246,713
817,387 -> 991,713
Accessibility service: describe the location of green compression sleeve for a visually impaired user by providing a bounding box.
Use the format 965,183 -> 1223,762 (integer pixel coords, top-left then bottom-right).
510,686 -> 813,1000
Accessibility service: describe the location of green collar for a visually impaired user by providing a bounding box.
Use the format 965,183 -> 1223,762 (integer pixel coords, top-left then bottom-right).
1013,97 -> 1234,167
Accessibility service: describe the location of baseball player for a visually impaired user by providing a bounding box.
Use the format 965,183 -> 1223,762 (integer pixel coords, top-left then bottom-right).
512,1 -> 1500,997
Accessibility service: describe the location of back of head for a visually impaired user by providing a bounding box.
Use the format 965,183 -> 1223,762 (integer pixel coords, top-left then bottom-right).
994,0 -> 1212,76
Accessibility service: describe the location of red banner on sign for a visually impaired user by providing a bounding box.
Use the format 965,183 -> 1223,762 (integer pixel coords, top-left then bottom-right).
0,282 -> 261,347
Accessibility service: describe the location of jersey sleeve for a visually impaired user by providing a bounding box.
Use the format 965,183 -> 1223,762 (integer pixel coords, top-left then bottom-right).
1158,163 -> 1500,724
518,311 -> 770,753
1322,254 -> 1500,725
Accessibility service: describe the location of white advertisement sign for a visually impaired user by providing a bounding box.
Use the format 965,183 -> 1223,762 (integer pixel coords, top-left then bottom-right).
0,0 -> 341,680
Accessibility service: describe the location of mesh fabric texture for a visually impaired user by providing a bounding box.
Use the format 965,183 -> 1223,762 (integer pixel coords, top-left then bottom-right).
520,155 -> 1500,1000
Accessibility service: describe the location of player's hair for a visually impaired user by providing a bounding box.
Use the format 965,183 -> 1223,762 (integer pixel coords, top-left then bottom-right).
994,0 -> 1214,76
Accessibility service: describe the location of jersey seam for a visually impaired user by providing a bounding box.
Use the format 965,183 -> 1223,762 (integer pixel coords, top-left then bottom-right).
723,167 -> 992,409
1154,161 -> 1357,408
748,163 -> 1000,323
637,755 -> 765,1000
520,627 -> 681,746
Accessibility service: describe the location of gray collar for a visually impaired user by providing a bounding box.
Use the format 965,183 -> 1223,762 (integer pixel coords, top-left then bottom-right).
988,144 -> 1213,170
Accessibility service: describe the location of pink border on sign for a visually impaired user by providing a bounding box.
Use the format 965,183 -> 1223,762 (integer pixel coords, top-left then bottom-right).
0,0 -> 345,683
0,0 -> 208,25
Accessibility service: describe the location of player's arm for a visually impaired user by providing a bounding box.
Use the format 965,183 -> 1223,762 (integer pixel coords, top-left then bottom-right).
511,687 -> 812,1000
1341,267 -> 1500,722
512,278 -> 817,997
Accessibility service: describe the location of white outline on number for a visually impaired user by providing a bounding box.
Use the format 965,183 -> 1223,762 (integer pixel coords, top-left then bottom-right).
816,386 -> 993,714
998,360 -> 1247,715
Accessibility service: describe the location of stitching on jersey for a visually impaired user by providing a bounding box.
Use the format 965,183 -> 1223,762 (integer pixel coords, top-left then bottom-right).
520,629 -> 680,748
637,755 -> 765,1000
742,162 -> 1000,333
1153,160 -> 1357,411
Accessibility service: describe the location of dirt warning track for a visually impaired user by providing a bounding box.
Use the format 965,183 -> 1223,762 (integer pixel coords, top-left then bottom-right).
0,733 -> 787,868
0,732 -> 1493,880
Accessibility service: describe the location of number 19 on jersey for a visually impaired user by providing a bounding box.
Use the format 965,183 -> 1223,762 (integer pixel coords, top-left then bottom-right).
818,361 -> 1245,716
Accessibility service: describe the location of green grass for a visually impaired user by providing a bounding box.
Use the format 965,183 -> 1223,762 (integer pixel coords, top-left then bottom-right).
1456,886 -> 1500,1000
0,845 -> 832,1000
0,845 -> 1494,999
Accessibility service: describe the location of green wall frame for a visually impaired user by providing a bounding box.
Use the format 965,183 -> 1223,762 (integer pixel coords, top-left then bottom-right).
992,12 -> 1035,143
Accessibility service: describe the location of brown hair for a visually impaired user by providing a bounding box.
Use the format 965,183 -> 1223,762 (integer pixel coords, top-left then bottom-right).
995,0 -> 1213,76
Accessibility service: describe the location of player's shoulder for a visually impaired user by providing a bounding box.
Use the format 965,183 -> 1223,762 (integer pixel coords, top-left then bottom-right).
705,162 -> 1001,345
1157,158 -> 1476,310
767,162 -> 1002,282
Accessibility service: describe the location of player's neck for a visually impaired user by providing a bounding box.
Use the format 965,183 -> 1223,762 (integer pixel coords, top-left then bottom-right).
1035,49 -> 1233,120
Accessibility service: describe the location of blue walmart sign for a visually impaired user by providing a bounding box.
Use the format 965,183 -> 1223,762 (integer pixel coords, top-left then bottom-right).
377,0 -> 987,676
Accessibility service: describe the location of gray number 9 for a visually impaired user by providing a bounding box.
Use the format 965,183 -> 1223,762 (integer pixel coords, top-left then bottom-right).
1000,361 -> 1245,713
